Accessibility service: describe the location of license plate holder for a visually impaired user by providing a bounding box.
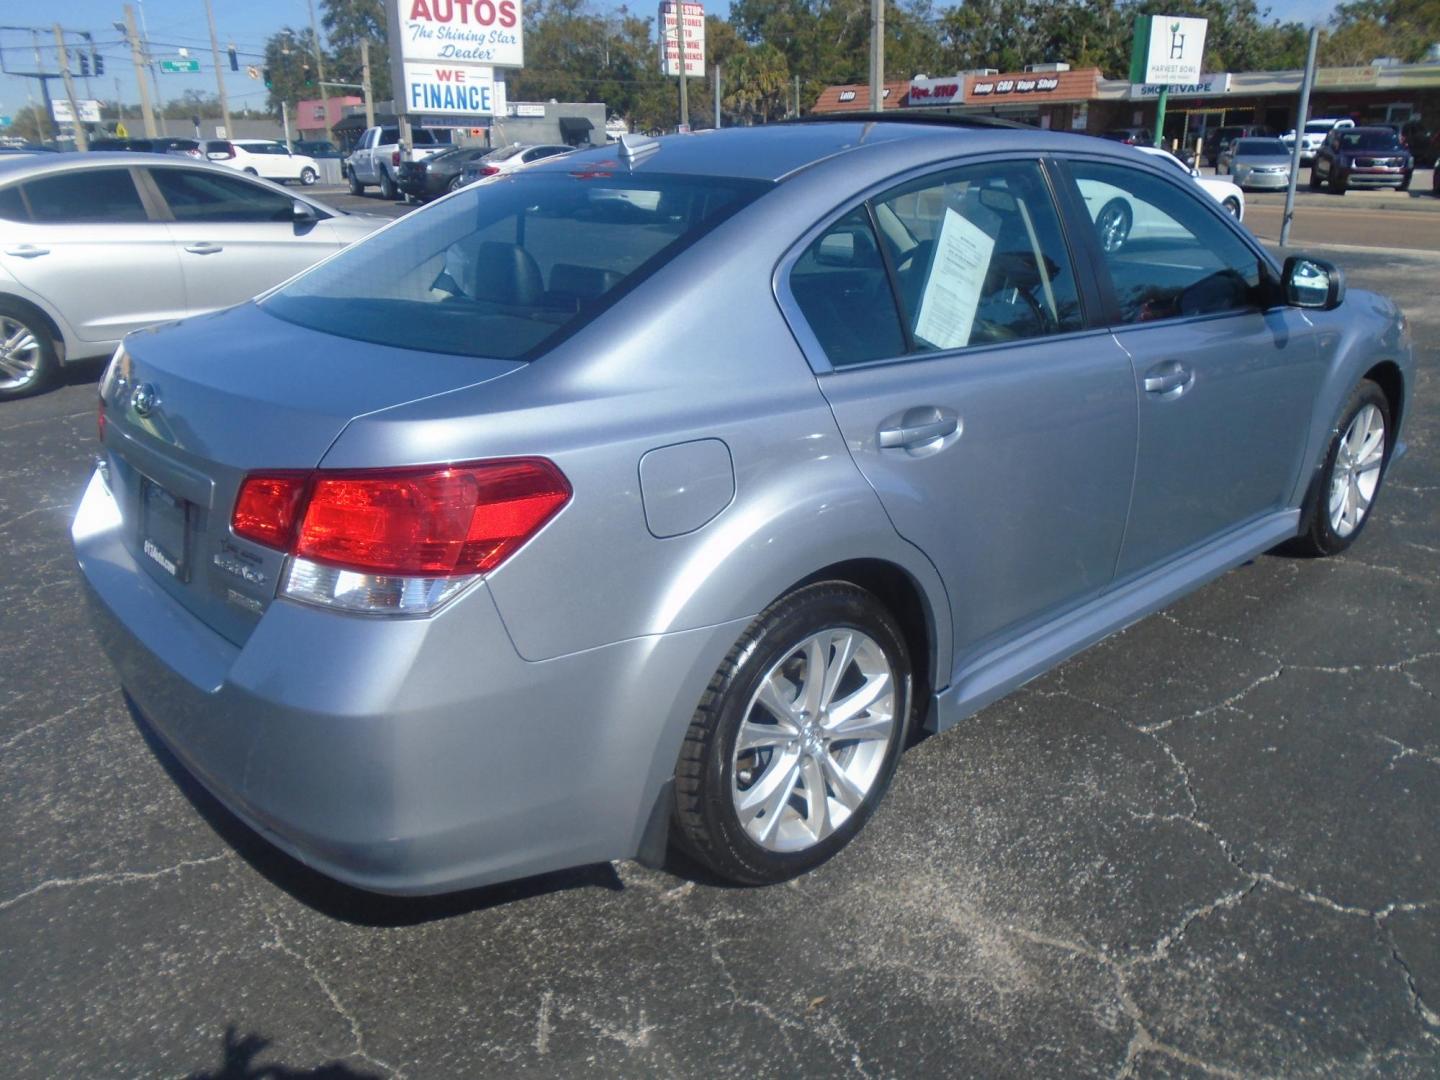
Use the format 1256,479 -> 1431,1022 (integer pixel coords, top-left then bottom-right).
141,476 -> 190,581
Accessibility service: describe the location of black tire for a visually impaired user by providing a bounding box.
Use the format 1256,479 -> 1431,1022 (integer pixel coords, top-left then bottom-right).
1222,196 -> 1241,219
1398,172 -> 1411,192
347,171 -> 364,196
671,581 -> 914,885
299,167 -> 317,186
1332,170 -> 1348,195
1309,167 -> 1323,191
447,174 -> 464,194
0,298 -> 59,401
1095,198 -> 1133,253
1286,379 -> 1392,557
378,170 -> 397,200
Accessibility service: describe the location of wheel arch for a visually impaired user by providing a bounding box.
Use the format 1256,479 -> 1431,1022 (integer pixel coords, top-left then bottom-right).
1363,360 -> 1404,443
0,291 -> 68,365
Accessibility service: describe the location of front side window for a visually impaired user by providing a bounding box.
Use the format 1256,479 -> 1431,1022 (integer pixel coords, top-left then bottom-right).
149,168 -> 298,223
265,171 -> 768,359
1069,160 -> 1263,324
23,168 -> 147,223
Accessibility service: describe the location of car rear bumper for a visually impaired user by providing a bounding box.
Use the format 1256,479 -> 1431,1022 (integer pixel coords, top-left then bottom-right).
73,467 -> 746,894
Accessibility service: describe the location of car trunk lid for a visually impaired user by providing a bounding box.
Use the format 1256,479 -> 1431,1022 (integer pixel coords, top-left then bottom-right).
101,302 -> 524,645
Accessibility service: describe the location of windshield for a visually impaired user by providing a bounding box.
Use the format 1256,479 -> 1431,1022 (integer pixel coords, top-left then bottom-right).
1338,130 -> 1402,150
483,145 -> 526,162
264,170 -> 770,360
1236,139 -> 1287,155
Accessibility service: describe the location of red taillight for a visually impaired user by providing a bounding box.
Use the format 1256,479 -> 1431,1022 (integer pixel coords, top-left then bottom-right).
481,164 -> 500,176
232,460 -> 570,576
391,150 -> 401,167
233,473 -> 309,549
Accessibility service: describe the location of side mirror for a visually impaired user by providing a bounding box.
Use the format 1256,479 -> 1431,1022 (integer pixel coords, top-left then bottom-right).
292,199 -> 318,224
1282,255 -> 1345,310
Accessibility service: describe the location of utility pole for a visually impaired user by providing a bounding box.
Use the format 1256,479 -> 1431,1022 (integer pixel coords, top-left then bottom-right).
869,0 -> 884,111
121,5 -> 158,136
360,39 -> 375,129
1280,26 -> 1319,248
53,24 -> 88,151
280,99 -> 292,147
202,0 -> 233,140
307,0 -> 328,87
31,30 -> 58,142
676,1 -> 689,130
714,63 -> 721,129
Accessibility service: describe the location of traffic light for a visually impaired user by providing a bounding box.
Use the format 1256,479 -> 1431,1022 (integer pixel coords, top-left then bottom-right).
93,51 -> 104,75
302,64 -> 314,87
79,51 -> 90,77
228,45 -> 238,71
263,67 -> 272,88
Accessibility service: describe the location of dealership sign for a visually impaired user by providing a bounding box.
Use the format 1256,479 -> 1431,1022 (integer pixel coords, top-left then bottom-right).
659,1 -> 704,78
403,62 -> 505,115
389,0 -> 523,71
1129,15 -> 1207,86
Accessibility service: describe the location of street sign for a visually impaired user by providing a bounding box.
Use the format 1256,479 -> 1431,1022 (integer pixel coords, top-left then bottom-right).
51,99 -> 103,124
659,1 -> 705,78
0,116 -> 11,127
1129,16 -> 1207,87
160,58 -> 201,73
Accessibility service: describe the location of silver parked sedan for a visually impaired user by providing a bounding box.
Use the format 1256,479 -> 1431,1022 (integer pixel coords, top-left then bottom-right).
0,153 -> 387,399
75,120 -> 1414,894
1219,137 -> 1294,190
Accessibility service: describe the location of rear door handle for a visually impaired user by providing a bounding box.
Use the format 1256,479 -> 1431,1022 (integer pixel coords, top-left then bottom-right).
878,416 -> 959,449
184,242 -> 223,255
1143,361 -> 1194,398
4,245 -> 49,258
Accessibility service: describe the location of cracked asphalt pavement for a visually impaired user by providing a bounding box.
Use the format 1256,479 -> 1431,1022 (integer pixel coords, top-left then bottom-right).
1,241 -> 1436,1078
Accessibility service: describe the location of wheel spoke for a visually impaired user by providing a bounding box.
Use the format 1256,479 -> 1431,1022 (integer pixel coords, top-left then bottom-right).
798,635 -> 827,718
799,753 -> 830,839
736,717 -> 794,754
826,709 -> 893,742
821,752 -> 867,812
818,630 -> 855,711
827,671 -> 891,729
0,353 -> 30,379
755,672 -> 800,725
744,755 -> 801,845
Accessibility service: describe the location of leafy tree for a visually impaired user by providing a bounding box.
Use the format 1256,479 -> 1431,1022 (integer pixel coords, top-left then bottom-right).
8,105 -> 54,143
321,0 -> 391,103
1322,0 -> 1440,64
263,27 -> 329,110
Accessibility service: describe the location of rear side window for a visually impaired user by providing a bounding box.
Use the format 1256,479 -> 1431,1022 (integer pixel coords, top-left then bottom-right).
264,171 -> 769,359
23,168 -> 147,223
790,209 -> 905,367
0,185 -> 28,221
149,168 -> 297,222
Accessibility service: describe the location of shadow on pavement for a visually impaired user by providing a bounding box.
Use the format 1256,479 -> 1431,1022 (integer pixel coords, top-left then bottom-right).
187,1026 -> 380,1080
126,697 -> 624,927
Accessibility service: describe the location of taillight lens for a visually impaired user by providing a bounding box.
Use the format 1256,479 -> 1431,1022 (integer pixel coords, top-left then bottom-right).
481,164 -> 500,176
231,460 -> 571,614
391,150 -> 400,167
233,473 -> 309,549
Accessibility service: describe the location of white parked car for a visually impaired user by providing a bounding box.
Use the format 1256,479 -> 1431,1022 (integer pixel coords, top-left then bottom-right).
0,153 -> 386,398
1281,118 -> 1355,165
460,143 -> 576,185
204,139 -> 322,186
1135,145 -> 1245,220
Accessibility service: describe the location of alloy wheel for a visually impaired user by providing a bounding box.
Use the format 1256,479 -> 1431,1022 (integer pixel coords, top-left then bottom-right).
730,628 -> 897,853
0,315 -> 42,392
1329,403 -> 1385,538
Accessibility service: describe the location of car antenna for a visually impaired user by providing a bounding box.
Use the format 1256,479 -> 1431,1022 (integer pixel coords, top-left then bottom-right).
618,132 -> 659,165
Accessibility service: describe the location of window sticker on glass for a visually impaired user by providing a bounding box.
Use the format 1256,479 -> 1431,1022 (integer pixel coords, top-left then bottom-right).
913,206 -> 995,350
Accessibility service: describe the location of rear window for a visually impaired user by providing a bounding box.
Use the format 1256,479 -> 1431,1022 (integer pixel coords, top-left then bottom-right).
264,171 -> 769,359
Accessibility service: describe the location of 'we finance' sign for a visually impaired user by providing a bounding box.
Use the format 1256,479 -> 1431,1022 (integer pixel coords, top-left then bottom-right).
403,61 -> 506,115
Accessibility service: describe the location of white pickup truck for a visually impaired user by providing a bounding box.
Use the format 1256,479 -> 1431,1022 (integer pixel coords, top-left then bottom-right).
345,125 -> 451,199
1281,118 -> 1355,165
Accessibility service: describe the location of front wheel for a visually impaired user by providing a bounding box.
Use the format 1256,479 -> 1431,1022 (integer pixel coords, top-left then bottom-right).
1095,198 -> 1133,253
1398,172 -> 1411,192
1222,196 -> 1241,219
347,171 -> 364,196
671,582 -> 913,885
299,167 -> 317,186
1332,170 -> 1348,195
1309,167 -> 1323,190
1287,380 -> 1392,557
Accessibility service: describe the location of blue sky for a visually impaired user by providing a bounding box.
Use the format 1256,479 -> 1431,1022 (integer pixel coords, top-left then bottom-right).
2,0 -> 1339,122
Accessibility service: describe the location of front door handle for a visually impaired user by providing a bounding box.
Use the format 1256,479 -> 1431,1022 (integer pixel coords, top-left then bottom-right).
184,242 -> 223,255
878,415 -> 959,449
1143,361 -> 1194,399
4,244 -> 49,258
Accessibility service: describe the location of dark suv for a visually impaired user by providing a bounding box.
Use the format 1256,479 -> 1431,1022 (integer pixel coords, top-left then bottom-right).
1311,126 -> 1414,194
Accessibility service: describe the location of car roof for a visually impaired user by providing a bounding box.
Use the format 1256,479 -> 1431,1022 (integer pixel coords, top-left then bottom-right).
535,120 -> 1141,183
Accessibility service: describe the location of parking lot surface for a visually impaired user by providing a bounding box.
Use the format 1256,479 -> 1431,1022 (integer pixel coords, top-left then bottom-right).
0,233 -> 1436,1077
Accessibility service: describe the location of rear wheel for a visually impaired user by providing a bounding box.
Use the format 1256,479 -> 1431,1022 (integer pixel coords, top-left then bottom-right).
1095,198 -> 1133,253
447,174 -> 464,194
671,582 -> 913,885
1288,380 -> 1391,557
299,166 -> 317,186
379,170 -> 397,200
0,301 -> 57,401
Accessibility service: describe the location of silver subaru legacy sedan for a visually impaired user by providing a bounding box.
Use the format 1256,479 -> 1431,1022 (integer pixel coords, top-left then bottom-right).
74,119 -> 1414,894
0,153 -> 387,399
